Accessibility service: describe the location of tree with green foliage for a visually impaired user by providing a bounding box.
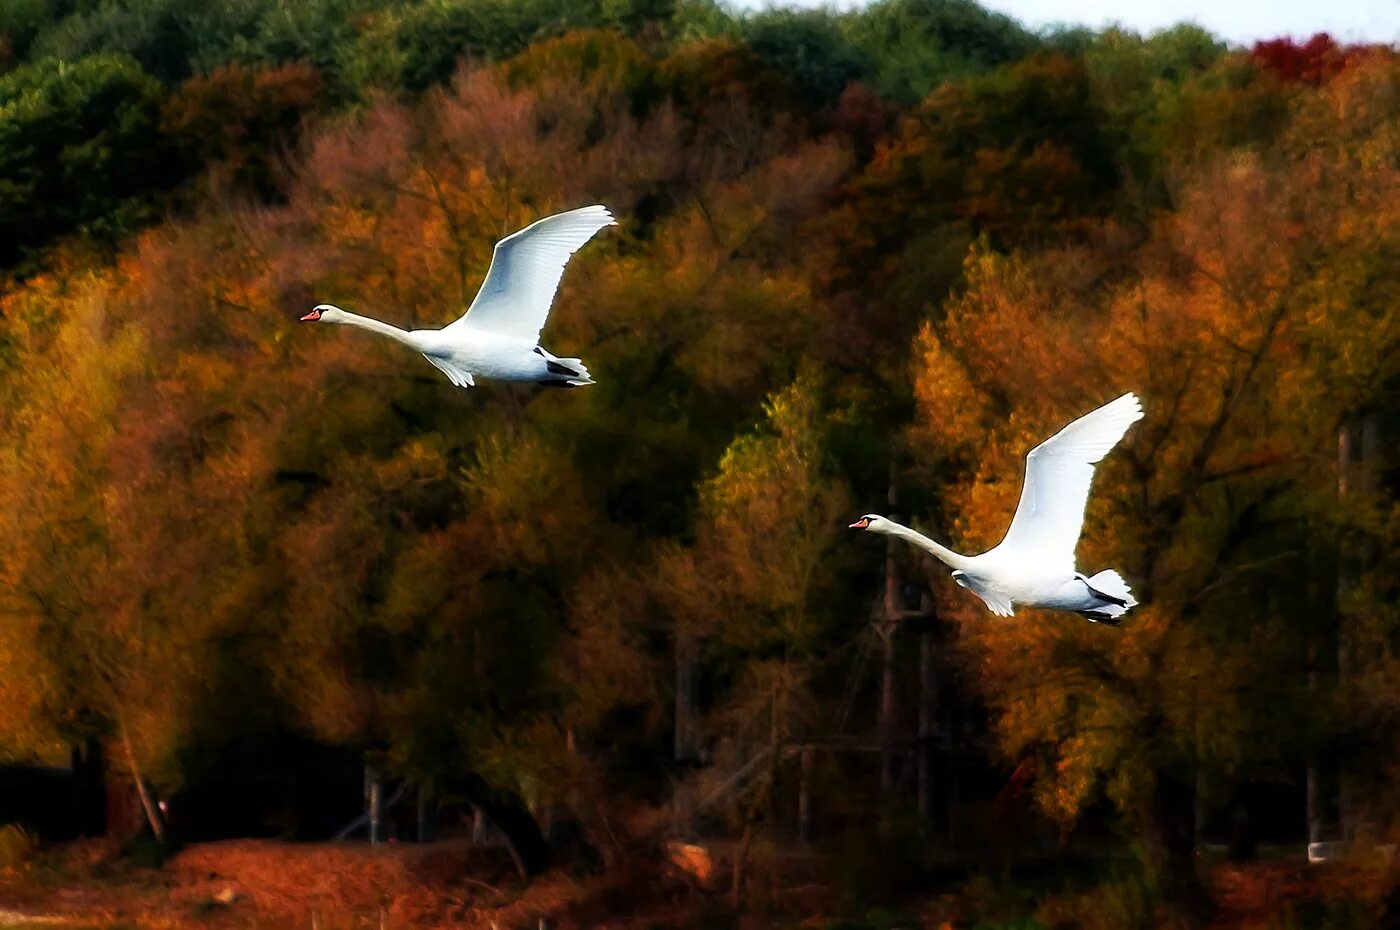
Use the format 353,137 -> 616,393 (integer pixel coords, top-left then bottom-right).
27,0 -> 262,83
844,0 -> 1038,101
1071,25 -> 1225,200
738,9 -> 870,109
336,0 -> 605,93
0,53 -> 171,268
656,370 -> 854,901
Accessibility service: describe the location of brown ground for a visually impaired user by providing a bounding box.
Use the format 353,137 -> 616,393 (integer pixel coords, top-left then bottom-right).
1205,857 -> 1394,930
0,838 -> 713,930
0,839 -> 1394,930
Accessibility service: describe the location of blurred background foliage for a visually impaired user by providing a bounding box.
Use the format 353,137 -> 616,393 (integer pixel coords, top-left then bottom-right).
0,0 -> 1396,919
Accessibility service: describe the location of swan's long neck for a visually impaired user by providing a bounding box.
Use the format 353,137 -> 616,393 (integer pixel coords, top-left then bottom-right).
329,310 -> 418,348
882,521 -> 974,572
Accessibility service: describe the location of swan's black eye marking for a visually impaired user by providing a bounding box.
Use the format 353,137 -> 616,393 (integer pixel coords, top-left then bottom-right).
533,346 -> 545,356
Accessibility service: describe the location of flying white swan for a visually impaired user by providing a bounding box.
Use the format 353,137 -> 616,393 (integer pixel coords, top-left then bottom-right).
301,205 -> 616,388
851,392 -> 1144,625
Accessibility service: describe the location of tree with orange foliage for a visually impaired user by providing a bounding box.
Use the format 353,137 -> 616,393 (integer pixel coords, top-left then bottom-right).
160,60 -> 327,200
0,266 -> 216,843
906,52 -> 1398,920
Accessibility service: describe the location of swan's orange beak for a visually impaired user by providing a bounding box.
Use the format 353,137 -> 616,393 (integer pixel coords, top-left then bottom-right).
300,309 -> 322,322
849,518 -> 870,529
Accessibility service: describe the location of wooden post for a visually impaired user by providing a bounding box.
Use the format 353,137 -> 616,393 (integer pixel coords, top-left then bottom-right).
368,768 -> 382,846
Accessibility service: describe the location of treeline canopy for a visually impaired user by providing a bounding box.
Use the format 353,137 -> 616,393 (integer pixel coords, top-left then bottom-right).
0,0 -> 1396,908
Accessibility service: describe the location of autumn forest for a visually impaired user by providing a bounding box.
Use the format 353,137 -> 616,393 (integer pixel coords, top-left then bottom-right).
0,1 -> 1397,927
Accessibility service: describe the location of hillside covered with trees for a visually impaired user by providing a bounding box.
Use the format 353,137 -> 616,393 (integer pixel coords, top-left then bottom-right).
0,1 -> 1397,927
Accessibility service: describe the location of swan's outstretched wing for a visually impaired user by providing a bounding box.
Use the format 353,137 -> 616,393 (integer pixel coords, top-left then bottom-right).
996,393 -> 1143,566
446,205 -> 615,343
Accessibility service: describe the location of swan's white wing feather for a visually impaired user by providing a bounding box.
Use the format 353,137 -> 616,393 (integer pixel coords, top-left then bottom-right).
983,593 -> 1015,618
446,205 -> 615,343
996,393 -> 1143,566
953,571 -> 1015,616
422,353 -> 475,388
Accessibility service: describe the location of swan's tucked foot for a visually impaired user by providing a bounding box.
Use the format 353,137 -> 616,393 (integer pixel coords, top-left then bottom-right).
1078,606 -> 1127,625
534,346 -> 593,386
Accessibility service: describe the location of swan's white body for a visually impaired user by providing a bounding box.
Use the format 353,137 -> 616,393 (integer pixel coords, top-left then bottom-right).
302,205 -> 616,388
852,393 -> 1144,624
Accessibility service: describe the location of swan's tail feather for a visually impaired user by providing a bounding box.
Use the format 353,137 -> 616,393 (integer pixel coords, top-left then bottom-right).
1087,570 -> 1137,608
1078,569 -> 1137,625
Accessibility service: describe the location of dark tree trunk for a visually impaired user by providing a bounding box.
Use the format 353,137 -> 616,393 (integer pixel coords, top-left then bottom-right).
673,632 -> 700,835
1335,415 -> 1379,841
1143,772 -> 1212,927
119,723 -> 166,844
917,630 -> 936,829
879,476 -> 899,801
417,781 -> 433,843
675,634 -> 699,764
1226,801 -> 1258,863
730,823 -> 753,909
878,623 -> 897,798
73,738 -> 107,837
798,746 -> 812,844
457,773 -> 550,879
